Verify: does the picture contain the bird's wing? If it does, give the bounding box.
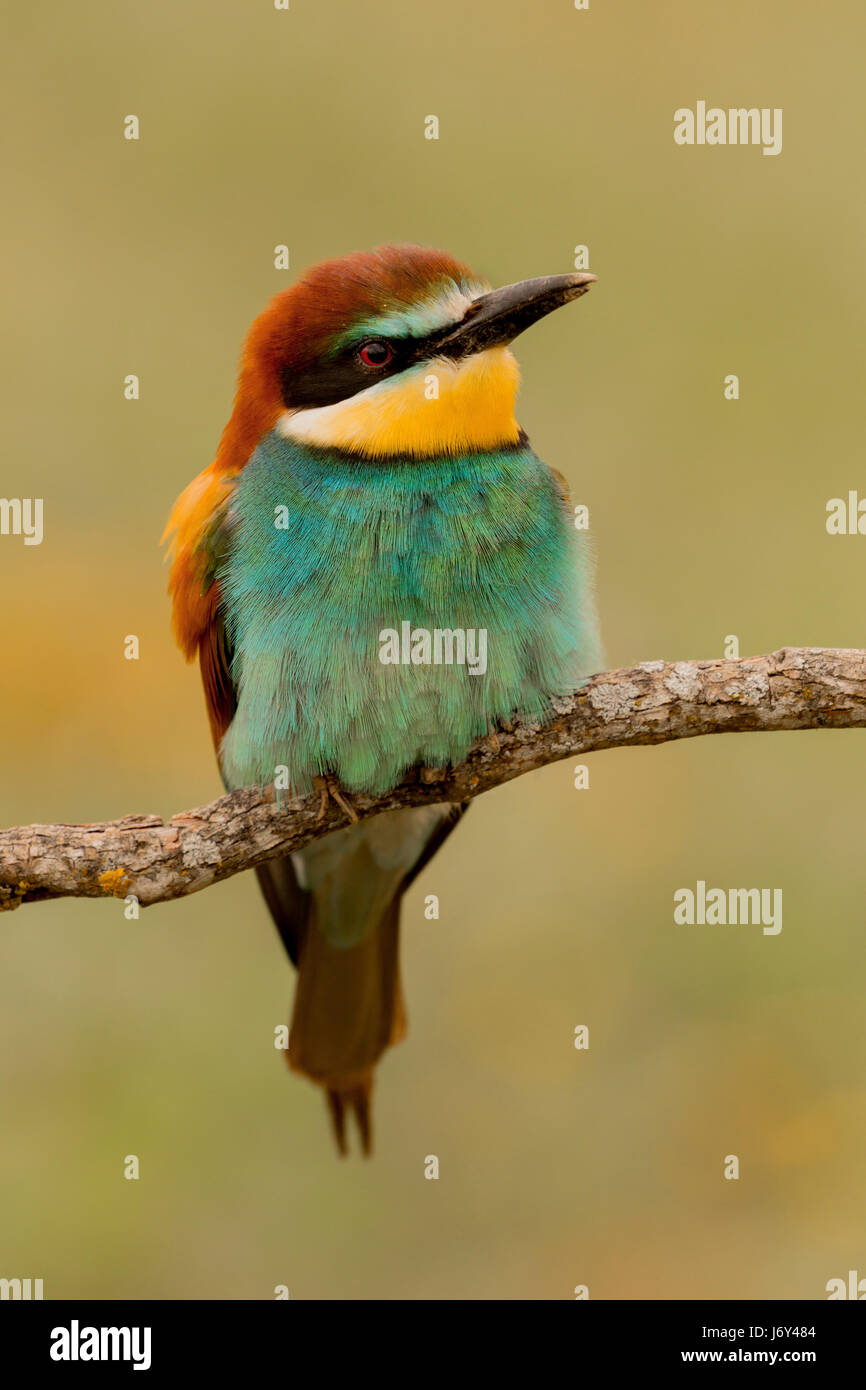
[163,459,312,973]
[547,463,573,513]
[162,462,237,748]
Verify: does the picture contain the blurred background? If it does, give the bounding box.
[1,0,864,1299]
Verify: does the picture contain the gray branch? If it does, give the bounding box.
[2,647,864,912]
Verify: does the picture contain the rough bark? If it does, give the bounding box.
[1,647,863,912]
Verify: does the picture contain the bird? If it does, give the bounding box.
[163,244,602,1155]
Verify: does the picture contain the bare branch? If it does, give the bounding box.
[2,647,864,912]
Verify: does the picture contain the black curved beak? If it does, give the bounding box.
[429,272,597,360]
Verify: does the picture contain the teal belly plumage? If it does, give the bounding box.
[218,431,602,796]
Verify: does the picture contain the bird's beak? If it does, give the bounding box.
[431,272,597,359]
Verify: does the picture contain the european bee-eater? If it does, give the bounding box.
[164,244,602,1154]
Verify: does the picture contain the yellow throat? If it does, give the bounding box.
[277,347,522,458]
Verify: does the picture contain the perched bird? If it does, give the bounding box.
[164,244,602,1154]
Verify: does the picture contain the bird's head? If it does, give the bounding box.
[222,243,596,463]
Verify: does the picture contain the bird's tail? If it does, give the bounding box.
[257,856,406,1156]
[256,806,464,1156]
[288,894,406,1155]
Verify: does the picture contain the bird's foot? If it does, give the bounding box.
[487,714,516,750]
[419,764,447,785]
[312,774,359,824]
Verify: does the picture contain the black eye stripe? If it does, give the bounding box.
[281,331,437,410]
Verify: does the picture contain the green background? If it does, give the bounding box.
[1,0,864,1299]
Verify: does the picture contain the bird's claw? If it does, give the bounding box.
[312,774,359,824]
[419,765,447,784]
[487,714,515,749]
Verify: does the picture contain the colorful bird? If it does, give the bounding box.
[164,245,602,1154]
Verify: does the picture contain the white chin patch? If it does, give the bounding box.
[275,370,420,447]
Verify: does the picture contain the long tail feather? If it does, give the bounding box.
[257,805,467,1156]
[325,1075,374,1157]
[286,897,405,1155]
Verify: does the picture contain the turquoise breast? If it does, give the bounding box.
[218,431,601,794]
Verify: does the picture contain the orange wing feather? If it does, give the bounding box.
[162,464,236,748]
[162,294,290,746]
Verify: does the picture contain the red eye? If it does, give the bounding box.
[358,340,393,368]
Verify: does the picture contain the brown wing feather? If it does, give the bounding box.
[199,606,236,751]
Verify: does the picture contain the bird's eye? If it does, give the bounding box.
[358,340,393,368]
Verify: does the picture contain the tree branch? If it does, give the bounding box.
[2,647,864,912]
